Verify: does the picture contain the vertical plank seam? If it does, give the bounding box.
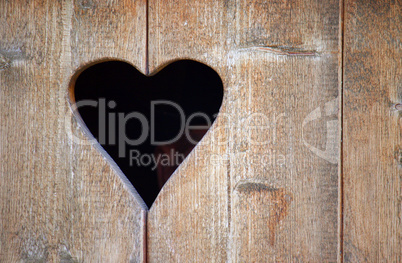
[145,1,150,262]
[339,0,345,262]
[143,210,148,263]
[145,0,149,75]
[227,157,231,261]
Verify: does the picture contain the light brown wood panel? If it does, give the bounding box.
[343,0,401,261]
[148,2,230,261]
[147,0,341,262]
[0,0,147,261]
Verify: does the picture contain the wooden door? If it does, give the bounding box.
[0,0,400,262]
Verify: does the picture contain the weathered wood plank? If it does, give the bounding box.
[0,0,147,261]
[147,0,341,262]
[147,2,230,261]
[343,0,402,261]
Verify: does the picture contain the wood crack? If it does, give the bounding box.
[247,45,320,56]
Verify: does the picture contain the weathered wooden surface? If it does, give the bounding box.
[1,0,400,262]
[147,0,341,262]
[0,0,147,262]
[343,0,402,261]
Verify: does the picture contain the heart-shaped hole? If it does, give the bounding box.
[70,60,224,207]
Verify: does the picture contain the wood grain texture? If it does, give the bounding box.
[343,0,402,261]
[0,0,147,262]
[3,1,399,261]
[147,0,341,262]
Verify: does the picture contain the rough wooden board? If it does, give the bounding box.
[147,2,231,262]
[343,0,402,261]
[0,0,147,262]
[147,0,341,262]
